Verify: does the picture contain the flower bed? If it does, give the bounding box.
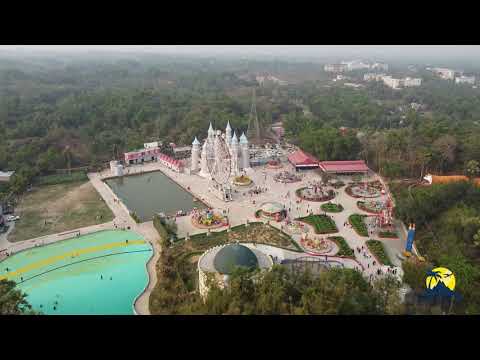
[366,239,393,266]
[328,236,354,257]
[233,175,253,186]
[349,214,368,237]
[321,203,344,213]
[296,187,335,202]
[296,214,338,234]
[345,183,382,198]
[378,230,398,239]
[357,201,382,214]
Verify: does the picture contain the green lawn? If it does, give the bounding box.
[8,181,114,242]
[321,203,344,213]
[366,240,393,266]
[297,214,338,234]
[349,214,368,237]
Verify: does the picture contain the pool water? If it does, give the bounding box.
[0,230,153,315]
[105,171,205,221]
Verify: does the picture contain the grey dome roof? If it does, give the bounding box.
[213,244,259,275]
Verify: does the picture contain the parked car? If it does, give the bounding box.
[6,215,20,222]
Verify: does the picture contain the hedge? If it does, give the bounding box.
[349,214,368,236]
[297,214,338,234]
[328,236,354,257]
[366,239,393,266]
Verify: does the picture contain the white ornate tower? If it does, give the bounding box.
[230,132,240,176]
[225,121,232,147]
[191,137,201,173]
[240,132,250,170]
[199,140,210,178]
[208,122,215,140]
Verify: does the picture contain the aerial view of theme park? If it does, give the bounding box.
[1,45,480,315]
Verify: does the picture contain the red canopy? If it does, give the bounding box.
[288,150,319,167]
[319,160,369,173]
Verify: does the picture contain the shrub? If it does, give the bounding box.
[328,236,354,257]
[349,214,368,236]
[321,203,343,213]
[378,231,398,238]
[366,240,393,266]
[297,214,338,234]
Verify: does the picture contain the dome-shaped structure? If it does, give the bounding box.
[192,136,200,146]
[260,202,284,215]
[213,243,259,275]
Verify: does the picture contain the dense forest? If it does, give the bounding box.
[2,53,480,197]
[1,51,480,314]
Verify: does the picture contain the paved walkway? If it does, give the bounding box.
[121,161,404,283]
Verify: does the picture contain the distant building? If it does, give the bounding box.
[341,60,371,71]
[144,141,162,149]
[0,171,14,183]
[382,76,402,89]
[455,75,475,85]
[324,64,348,73]
[256,74,288,86]
[403,77,422,87]
[371,62,389,71]
[431,68,455,80]
[364,73,386,82]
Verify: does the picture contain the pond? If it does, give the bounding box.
[105,171,205,222]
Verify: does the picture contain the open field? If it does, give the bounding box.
[8,181,114,242]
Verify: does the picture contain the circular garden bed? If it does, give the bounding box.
[345,183,382,198]
[357,200,383,214]
[266,159,283,169]
[296,186,335,202]
[274,171,301,183]
[233,175,253,186]
[300,235,335,254]
[191,209,228,229]
[321,202,344,213]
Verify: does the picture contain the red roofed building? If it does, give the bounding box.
[319,160,369,174]
[288,150,319,171]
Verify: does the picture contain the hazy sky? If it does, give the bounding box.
[1,45,479,62]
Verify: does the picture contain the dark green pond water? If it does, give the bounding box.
[105,171,205,222]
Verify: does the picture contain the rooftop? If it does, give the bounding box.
[319,160,369,173]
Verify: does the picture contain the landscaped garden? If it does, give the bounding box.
[357,200,383,214]
[328,236,354,258]
[233,175,253,186]
[378,230,398,239]
[296,214,338,234]
[321,202,344,213]
[366,240,393,266]
[296,186,335,202]
[149,222,302,314]
[348,214,369,237]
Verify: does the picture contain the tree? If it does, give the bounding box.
[466,160,480,179]
[0,280,37,315]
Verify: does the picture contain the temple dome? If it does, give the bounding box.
[213,244,259,275]
[192,137,200,146]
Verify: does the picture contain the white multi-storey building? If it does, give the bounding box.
[455,75,475,85]
[371,62,389,71]
[324,63,348,73]
[403,77,422,87]
[432,68,455,80]
[382,76,402,89]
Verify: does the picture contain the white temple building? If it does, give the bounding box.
[191,121,251,179]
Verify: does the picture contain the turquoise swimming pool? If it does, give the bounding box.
[0,230,153,315]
